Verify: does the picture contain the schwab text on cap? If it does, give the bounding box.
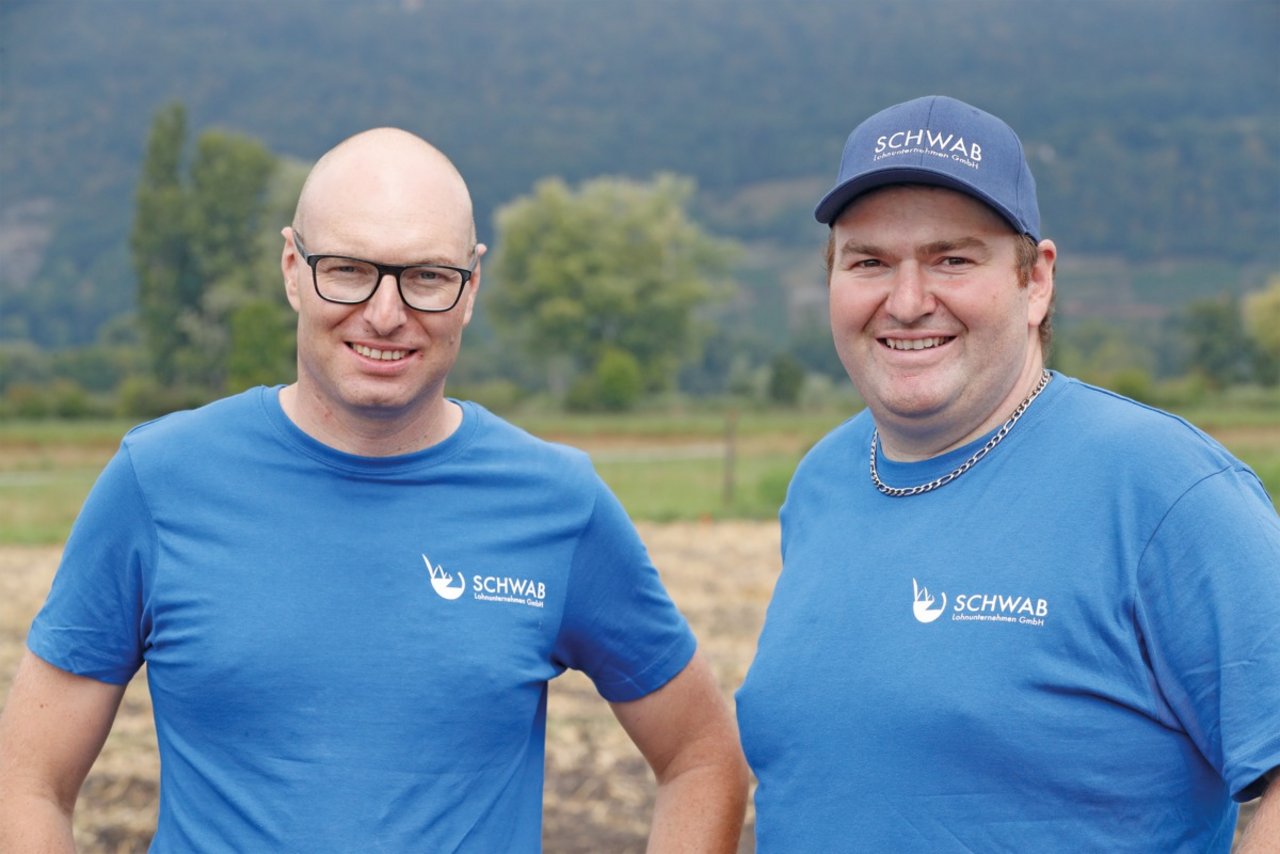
[814,95,1041,241]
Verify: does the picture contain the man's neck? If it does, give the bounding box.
[278,384,462,457]
[875,362,1048,463]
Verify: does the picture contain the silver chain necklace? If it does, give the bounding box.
[869,369,1052,498]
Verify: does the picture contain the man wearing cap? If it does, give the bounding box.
[736,96,1280,851]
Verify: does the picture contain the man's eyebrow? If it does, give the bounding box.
[837,235,992,258]
[918,236,990,256]
[836,239,885,260]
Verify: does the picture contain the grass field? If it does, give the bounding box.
[1,399,1275,545]
[0,408,849,544]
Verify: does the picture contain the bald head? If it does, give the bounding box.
[293,128,477,257]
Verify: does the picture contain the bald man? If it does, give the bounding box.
[0,129,747,852]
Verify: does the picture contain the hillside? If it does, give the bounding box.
[1,0,1277,349]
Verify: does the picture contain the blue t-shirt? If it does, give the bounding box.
[29,388,696,852]
[736,374,1280,853]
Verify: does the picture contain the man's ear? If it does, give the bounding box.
[1027,238,1056,328]
[281,227,302,312]
[461,243,487,326]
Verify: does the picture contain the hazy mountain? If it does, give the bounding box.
[1,0,1277,348]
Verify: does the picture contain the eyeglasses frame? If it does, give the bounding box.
[291,231,476,313]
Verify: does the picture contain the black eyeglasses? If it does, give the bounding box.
[292,232,476,313]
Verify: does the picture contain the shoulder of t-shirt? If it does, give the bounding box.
[1050,375,1243,473]
[797,408,871,467]
[120,386,268,456]
[460,400,597,474]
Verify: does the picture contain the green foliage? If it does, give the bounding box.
[115,375,208,419]
[766,353,806,406]
[3,0,1277,382]
[188,131,279,285]
[594,349,642,411]
[1050,317,1158,390]
[0,338,143,417]
[3,383,49,418]
[1105,368,1155,404]
[490,174,736,403]
[0,379,103,419]
[50,344,140,394]
[131,103,193,385]
[789,322,847,380]
[129,104,284,395]
[1169,383,1280,429]
[226,299,294,393]
[1244,276,1280,356]
[566,348,644,412]
[1179,296,1255,389]
[0,342,52,395]
[447,378,527,413]
[1243,276,1280,386]
[1143,374,1212,411]
[4,3,1279,411]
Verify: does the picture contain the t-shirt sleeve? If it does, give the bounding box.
[1136,464,1280,801]
[551,479,696,703]
[27,445,154,685]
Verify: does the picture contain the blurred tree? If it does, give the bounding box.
[179,132,281,389]
[789,321,847,380]
[131,103,194,385]
[566,347,644,412]
[227,299,295,392]
[592,348,644,411]
[225,157,310,390]
[1243,276,1280,386]
[189,131,279,285]
[0,341,52,395]
[1179,296,1253,389]
[489,174,736,404]
[679,324,774,396]
[1104,367,1155,405]
[1050,318,1156,387]
[766,352,806,405]
[130,104,284,394]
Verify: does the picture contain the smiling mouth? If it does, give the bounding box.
[351,343,412,361]
[882,336,953,351]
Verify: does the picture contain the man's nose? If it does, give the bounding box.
[883,264,935,323]
[363,272,407,331]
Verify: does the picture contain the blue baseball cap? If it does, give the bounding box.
[814,95,1041,241]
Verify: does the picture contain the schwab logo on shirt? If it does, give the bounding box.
[425,556,466,600]
[912,577,1049,627]
[423,554,546,609]
[912,578,947,623]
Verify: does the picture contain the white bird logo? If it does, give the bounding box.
[912,578,946,623]
[425,554,465,600]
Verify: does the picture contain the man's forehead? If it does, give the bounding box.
[302,215,476,264]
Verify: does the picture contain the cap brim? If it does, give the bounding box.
[814,166,1032,239]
